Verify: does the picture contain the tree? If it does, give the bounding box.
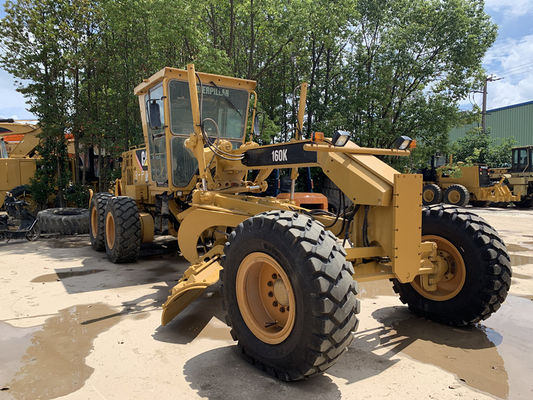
[451,127,515,167]
[1,0,497,196]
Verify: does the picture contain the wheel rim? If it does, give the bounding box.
[236,252,296,344]
[91,207,98,237]
[105,211,115,249]
[448,190,461,204]
[411,235,466,301]
[423,189,435,203]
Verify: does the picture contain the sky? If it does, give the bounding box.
[1,1,533,119]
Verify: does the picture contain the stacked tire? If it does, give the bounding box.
[37,208,90,235]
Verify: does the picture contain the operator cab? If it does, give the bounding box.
[135,67,256,191]
[511,146,533,173]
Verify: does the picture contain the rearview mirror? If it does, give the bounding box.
[148,100,162,130]
[253,114,260,137]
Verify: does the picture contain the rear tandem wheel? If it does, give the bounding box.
[104,196,141,263]
[90,192,113,251]
[221,210,359,381]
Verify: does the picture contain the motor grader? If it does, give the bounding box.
[422,161,518,207]
[89,64,511,381]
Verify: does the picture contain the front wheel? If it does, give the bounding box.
[392,204,511,326]
[221,210,359,381]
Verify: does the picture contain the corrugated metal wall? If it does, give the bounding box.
[449,100,533,146]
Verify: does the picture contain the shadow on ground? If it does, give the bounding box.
[327,305,508,398]
[24,235,188,294]
[183,346,342,400]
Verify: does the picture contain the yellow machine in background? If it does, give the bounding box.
[490,145,533,208]
[0,119,81,208]
[0,120,40,207]
[422,162,518,207]
[89,65,511,381]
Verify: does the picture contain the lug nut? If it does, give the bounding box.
[268,291,273,297]
[273,300,278,306]
[267,281,273,287]
[280,307,285,313]
[272,273,277,279]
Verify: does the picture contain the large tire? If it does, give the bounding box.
[37,208,89,235]
[7,185,31,198]
[90,192,113,251]
[422,183,442,205]
[443,184,470,207]
[221,210,359,381]
[104,196,141,263]
[392,204,511,326]
[3,185,33,211]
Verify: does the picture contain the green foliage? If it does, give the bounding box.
[1,0,497,190]
[64,183,91,208]
[451,128,515,167]
[437,164,464,178]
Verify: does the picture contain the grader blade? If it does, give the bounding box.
[161,256,222,325]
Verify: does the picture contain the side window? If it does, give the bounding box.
[520,149,528,166]
[146,84,167,185]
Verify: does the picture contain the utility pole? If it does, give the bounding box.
[482,75,503,133]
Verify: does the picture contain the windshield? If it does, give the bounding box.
[169,79,249,140]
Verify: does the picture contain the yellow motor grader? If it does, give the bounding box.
[89,64,511,381]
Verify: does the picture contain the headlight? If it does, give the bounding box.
[393,136,416,150]
[332,130,350,147]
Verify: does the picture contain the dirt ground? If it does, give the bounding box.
[1,206,533,400]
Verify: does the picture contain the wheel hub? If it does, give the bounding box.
[423,190,435,202]
[91,207,98,236]
[411,235,466,301]
[105,212,115,249]
[273,279,289,306]
[448,190,461,204]
[236,252,296,344]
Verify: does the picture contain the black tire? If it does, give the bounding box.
[90,192,113,251]
[7,185,31,198]
[221,210,359,381]
[104,196,141,263]
[443,184,470,207]
[513,197,533,208]
[422,183,442,205]
[3,185,32,211]
[37,208,89,235]
[392,204,511,326]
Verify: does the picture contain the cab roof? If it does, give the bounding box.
[134,66,257,96]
